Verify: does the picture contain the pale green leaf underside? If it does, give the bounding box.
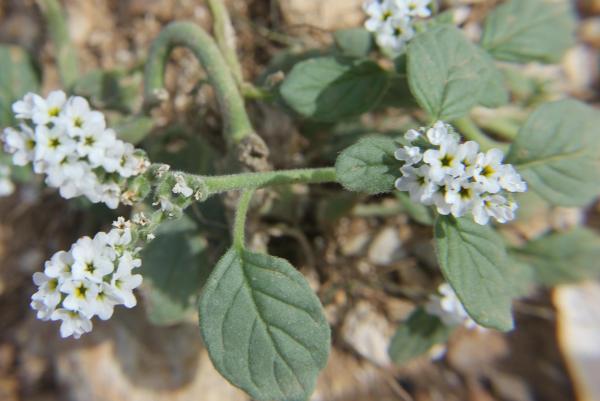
[280,56,389,122]
[508,99,600,207]
[199,248,330,401]
[481,0,576,64]
[335,135,398,194]
[388,308,452,365]
[407,25,506,121]
[513,228,600,286]
[435,216,514,331]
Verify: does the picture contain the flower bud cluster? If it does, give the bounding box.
[1,91,149,209]
[0,164,14,197]
[395,121,527,225]
[363,0,432,55]
[30,217,146,339]
[425,283,479,329]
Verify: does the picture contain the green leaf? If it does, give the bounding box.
[481,0,576,64]
[140,216,211,325]
[333,28,373,58]
[478,55,509,108]
[407,25,502,121]
[0,45,40,127]
[280,56,389,122]
[389,308,452,365]
[434,216,514,331]
[513,228,600,286]
[335,136,398,194]
[199,248,330,401]
[507,99,600,207]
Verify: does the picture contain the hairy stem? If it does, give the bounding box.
[36,0,79,89]
[207,0,244,85]
[233,190,255,250]
[203,167,337,195]
[452,117,509,152]
[144,21,253,144]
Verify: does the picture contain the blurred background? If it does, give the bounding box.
[0,0,599,400]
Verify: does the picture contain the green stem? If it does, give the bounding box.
[204,167,337,195]
[36,0,79,89]
[144,21,253,144]
[233,190,255,250]
[452,117,509,152]
[207,0,244,85]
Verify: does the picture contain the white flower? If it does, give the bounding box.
[472,195,518,225]
[404,128,421,142]
[75,120,115,166]
[445,178,481,217]
[59,96,104,137]
[172,173,194,197]
[71,236,114,282]
[364,0,399,32]
[89,283,120,320]
[404,0,432,18]
[31,217,146,338]
[31,90,67,126]
[12,93,39,120]
[110,258,142,308]
[423,139,464,182]
[34,124,75,165]
[498,165,527,193]
[60,279,99,317]
[426,121,451,146]
[50,309,93,339]
[44,250,74,280]
[472,148,505,193]
[31,272,62,309]
[375,16,415,55]
[395,164,435,203]
[431,179,454,215]
[425,283,478,329]
[2,125,36,166]
[394,145,422,165]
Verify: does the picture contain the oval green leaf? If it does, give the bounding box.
[335,135,398,194]
[280,56,389,122]
[481,0,576,64]
[434,216,514,331]
[513,228,600,286]
[199,248,331,401]
[407,25,505,121]
[507,99,600,207]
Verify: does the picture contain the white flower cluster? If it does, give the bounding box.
[0,164,14,197]
[1,91,148,209]
[395,121,527,225]
[363,0,432,55]
[425,283,479,329]
[30,217,143,339]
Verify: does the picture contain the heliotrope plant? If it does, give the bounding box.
[1,0,599,400]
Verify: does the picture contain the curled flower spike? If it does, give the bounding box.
[394,121,527,225]
[425,283,480,330]
[1,91,150,209]
[363,0,432,56]
[30,217,145,339]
